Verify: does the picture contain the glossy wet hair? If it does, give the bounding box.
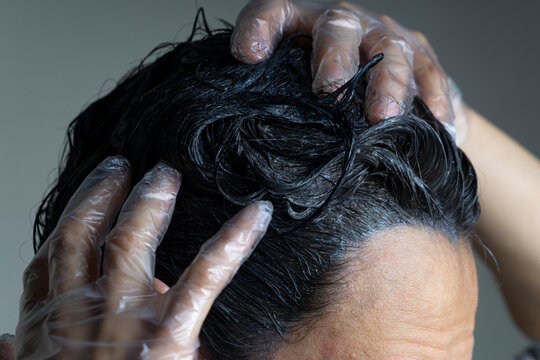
[33,11,480,360]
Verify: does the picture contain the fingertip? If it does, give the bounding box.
[231,0,296,64]
[156,161,182,183]
[231,35,271,64]
[112,161,181,233]
[101,155,131,170]
[83,156,131,189]
[420,93,456,137]
[86,156,133,199]
[257,199,273,214]
[230,14,275,64]
[231,201,273,232]
[142,161,182,197]
[254,200,273,228]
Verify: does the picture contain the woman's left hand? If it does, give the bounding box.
[15,157,272,359]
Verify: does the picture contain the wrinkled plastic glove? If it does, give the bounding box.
[231,0,468,143]
[0,334,15,360]
[15,156,272,359]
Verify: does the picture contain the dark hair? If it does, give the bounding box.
[33,11,480,360]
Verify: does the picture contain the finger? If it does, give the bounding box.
[413,43,454,126]
[47,156,131,297]
[163,201,272,342]
[154,277,170,294]
[410,29,436,58]
[362,33,416,123]
[231,0,297,63]
[102,162,181,293]
[311,9,363,95]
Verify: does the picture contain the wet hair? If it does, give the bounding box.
[33,10,480,360]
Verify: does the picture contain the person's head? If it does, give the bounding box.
[34,13,480,359]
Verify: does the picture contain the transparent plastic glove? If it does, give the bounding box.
[15,156,273,360]
[0,334,15,360]
[231,0,468,143]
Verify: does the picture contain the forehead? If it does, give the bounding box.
[272,227,478,359]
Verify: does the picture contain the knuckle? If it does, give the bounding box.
[54,220,96,246]
[418,61,442,78]
[22,266,40,287]
[374,35,412,53]
[51,229,84,255]
[107,230,135,253]
[184,269,212,290]
[425,62,441,75]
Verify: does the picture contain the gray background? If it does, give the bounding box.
[1,1,538,358]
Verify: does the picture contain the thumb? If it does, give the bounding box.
[154,277,170,294]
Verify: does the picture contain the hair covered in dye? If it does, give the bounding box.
[34,11,480,360]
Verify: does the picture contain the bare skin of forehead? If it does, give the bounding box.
[271,226,478,360]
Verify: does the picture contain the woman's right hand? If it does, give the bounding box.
[15,156,273,359]
[231,0,470,144]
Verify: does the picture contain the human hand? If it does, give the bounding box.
[15,156,272,359]
[231,0,468,143]
[0,334,15,360]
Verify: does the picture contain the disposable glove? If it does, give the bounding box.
[15,156,273,359]
[231,0,468,143]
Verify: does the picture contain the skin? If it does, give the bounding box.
[270,227,478,359]
[462,108,540,338]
